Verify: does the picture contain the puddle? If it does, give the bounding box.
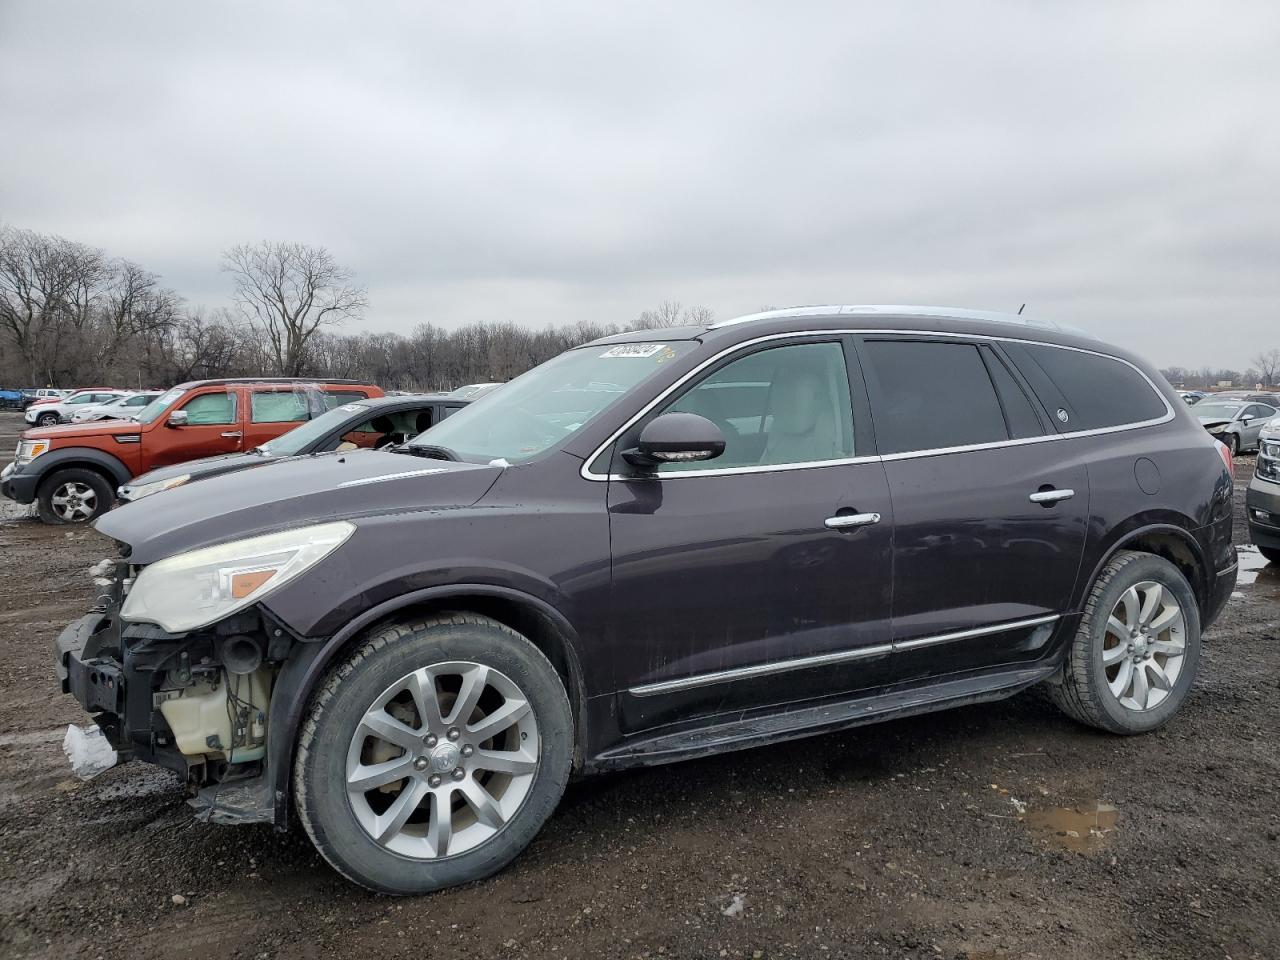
[1231,545,1280,601]
[1025,801,1119,853]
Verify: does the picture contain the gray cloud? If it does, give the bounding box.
[2,1,1278,369]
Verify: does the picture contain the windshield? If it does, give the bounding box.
[134,387,185,424]
[412,341,696,462]
[1194,402,1243,420]
[260,402,370,456]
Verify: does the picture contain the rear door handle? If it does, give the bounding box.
[221,431,243,439]
[1029,488,1074,505]
[825,512,881,529]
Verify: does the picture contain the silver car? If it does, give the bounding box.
[1194,398,1279,455]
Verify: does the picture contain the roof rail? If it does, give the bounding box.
[182,377,372,387]
[710,304,1091,337]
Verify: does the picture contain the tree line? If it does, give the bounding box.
[1159,354,1280,391]
[0,224,712,392]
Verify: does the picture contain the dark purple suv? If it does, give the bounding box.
[55,306,1237,894]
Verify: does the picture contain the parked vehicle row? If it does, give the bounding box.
[24,389,129,427]
[45,305,1241,895]
[1192,398,1278,455]
[3,378,385,523]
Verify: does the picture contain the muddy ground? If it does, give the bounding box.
[1,409,1277,960]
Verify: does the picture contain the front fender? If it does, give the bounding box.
[23,446,133,489]
[264,583,590,829]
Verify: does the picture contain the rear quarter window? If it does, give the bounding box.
[1012,344,1168,431]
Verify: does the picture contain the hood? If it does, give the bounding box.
[1196,417,1232,429]
[122,450,265,492]
[96,449,503,563]
[24,418,142,442]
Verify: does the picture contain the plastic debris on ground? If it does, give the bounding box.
[63,724,117,780]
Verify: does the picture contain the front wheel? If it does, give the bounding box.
[294,614,573,894]
[36,411,59,427]
[1226,433,1240,456]
[1046,550,1201,734]
[36,468,114,524]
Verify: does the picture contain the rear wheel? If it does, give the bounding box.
[36,468,114,524]
[1046,550,1200,734]
[294,614,573,894]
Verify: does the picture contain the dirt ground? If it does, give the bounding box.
[1,409,1277,960]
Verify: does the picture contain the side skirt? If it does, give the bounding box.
[587,661,1060,773]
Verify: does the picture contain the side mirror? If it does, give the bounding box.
[167,410,189,428]
[623,413,725,469]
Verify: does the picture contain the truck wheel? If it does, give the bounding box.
[36,468,114,524]
[1046,550,1200,734]
[294,614,573,895]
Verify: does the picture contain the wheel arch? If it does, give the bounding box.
[30,447,132,491]
[1079,522,1209,617]
[266,584,590,829]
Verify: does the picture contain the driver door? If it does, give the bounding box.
[152,388,243,468]
[605,337,895,734]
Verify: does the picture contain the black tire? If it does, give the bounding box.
[36,411,59,427]
[1226,433,1239,456]
[1259,545,1280,565]
[36,468,114,524]
[294,613,573,895]
[1045,550,1201,735]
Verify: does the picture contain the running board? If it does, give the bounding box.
[590,663,1058,771]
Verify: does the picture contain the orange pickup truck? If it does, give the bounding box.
[2,378,383,523]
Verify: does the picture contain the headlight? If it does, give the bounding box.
[15,439,50,464]
[1205,424,1227,435]
[121,521,355,633]
[120,473,191,501]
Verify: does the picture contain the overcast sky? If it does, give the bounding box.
[2,2,1278,371]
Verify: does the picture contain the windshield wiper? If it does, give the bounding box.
[401,443,460,462]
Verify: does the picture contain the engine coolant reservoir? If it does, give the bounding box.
[159,667,271,762]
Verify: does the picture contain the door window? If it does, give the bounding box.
[1244,404,1275,421]
[862,340,1009,455]
[180,391,238,425]
[656,341,855,472]
[251,391,310,423]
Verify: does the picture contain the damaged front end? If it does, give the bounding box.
[55,557,283,823]
[54,520,355,825]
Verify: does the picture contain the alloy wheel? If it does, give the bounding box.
[345,661,540,859]
[50,482,98,522]
[1101,580,1186,712]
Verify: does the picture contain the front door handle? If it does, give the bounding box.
[1029,488,1074,505]
[221,431,243,439]
[825,512,881,529]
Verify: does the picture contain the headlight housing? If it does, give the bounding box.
[120,473,191,501]
[121,521,355,633]
[15,439,50,464]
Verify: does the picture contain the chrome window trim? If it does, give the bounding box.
[581,329,1174,482]
[627,614,1061,697]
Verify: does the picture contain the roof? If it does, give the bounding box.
[711,304,1092,338]
[172,377,375,390]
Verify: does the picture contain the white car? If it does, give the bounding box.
[23,389,128,427]
[69,391,162,423]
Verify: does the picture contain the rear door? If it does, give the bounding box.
[149,386,244,469]
[244,388,311,449]
[858,336,1090,679]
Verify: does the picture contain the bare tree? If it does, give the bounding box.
[1252,348,1280,387]
[634,300,715,329]
[222,241,368,376]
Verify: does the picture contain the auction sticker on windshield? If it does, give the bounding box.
[599,344,667,359]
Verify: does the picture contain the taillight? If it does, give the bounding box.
[1214,439,1235,480]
